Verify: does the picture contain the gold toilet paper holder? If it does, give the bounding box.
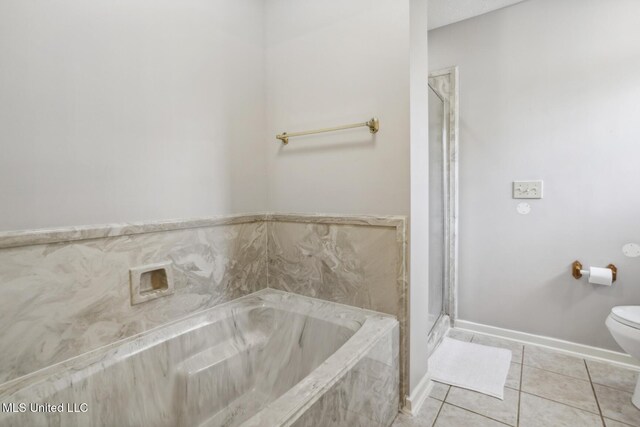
[572,260,617,282]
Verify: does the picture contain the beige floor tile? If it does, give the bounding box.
[445,386,519,426]
[471,334,523,361]
[587,360,639,394]
[446,329,474,342]
[604,419,635,427]
[392,398,443,427]
[429,381,450,401]
[434,403,508,427]
[521,365,599,413]
[523,346,589,380]
[506,362,522,390]
[518,392,603,427]
[594,384,640,427]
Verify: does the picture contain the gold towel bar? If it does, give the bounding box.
[276,117,379,145]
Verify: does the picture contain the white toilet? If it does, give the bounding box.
[606,305,640,409]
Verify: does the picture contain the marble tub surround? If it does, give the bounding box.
[0,290,399,427]
[394,330,640,427]
[290,325,400,427]
[266,215,405,314]
[0,213,407,397]
[0,218,267,384]
[266,213,408,401]
[0,214,265,250]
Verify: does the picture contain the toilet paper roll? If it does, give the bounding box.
[588,267,613,286]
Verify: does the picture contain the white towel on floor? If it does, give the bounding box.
[428,337,512,399]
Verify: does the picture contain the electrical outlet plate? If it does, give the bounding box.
[513,180,543,199]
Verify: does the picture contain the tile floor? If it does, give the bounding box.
[393,330,640,427]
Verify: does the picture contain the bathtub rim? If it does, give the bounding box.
[0,289,397,404]
[241,300,399,426]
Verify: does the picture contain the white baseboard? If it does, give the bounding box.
[402,371,433,416]
[455,319,640,370]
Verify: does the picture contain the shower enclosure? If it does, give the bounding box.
[427,67,459,348]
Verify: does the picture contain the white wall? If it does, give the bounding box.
[409,0,431,399]
[264,0,411,216]
[0,0,268,231]
[429,0,640,350]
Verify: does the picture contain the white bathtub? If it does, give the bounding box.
[0,289,399,427]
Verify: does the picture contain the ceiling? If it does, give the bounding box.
[428,0,528,30]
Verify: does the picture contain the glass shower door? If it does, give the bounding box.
[427,85,446,333]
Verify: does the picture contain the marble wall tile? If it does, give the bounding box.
[0,220,267,384]
[267,220,400,313]
[266,215,408,401]
[1,212,407,411]
[0,215,266,250]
